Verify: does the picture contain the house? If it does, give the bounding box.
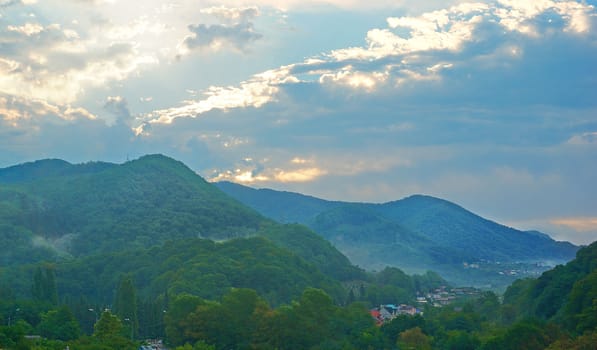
[379,304,398,321]
[397,304,418,316]
[371,304,423,324]
[370,309,383,326]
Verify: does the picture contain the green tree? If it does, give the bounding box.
[113,275,138,339]
[564,269,597,333]
[377,267,415,294]
[0,320,29,349]
[442,330,480,350]
[32,267,43,302]
[174,341,216,350]
[219,288,270,349]
[294,288,336,345]
[164,293,204,346]
[93,311,123,340]
[397,327,432,350]
[88,310,138,349]
[482,319,559,350]
[346,288,356,305]
[176,288,272,350]
[474,291,501,322]
[333,302,382,349]
[546,330,597,350]
[382,314,427,342]
[31,266,58,306]
[37,305,81,341]
[45,266,58,306]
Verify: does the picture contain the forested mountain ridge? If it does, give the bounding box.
[503,240,597,333]
[0,158,113,183]
[0,156,595,350]
[375,195,577,261]
[0,155,264,265]
[215,181,578,287]
[50,236,347,306]
[215,181,340,223]
[0,155,361,284]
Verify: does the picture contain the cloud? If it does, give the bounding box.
[567,132,597,145]
[0,93,135,165]
[496,0,592,34]
[545,217,597,245]
[147,65,296,124]
[182,22,262,52]
[209,160,327,184]
[179,6,262,55]
[319,67,389,91]
[0,94,96,126]
[551,217,597,232]
[103,16,168,41]
[211,0,466,12]
[145,0,596,127]
[103,96,132,124]
[0,0,36,7]
[274,167,327,182]
[0,19,158,105]
[201,6,259,24]
[69,0,115,4]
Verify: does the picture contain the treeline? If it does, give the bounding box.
[2,280,595,349]
[2,235,444,308]
[0,235,451,348]
[1,240,595,349]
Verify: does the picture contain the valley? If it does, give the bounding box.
[0,155,594,350]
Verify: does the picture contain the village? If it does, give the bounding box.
[370,286,481,325]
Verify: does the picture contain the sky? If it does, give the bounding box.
[0,0,596,245]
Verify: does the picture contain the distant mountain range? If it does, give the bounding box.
[0,155,579,291]
[0,154,593,350]
[216,181,578,286]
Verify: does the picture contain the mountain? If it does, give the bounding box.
[308,203,475,272]
[215,182,578,286]
[503,241,597,334]
[374,195,577,262]
[0,155,263,264]
[0,155,363,284]
[50,236,348,306]
[215,181,339,223]
[0,158,113,183]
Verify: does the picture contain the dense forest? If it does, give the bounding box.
[216,182,578,288]
[0,156,595,349]
[0,241,595,349]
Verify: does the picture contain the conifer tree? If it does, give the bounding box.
[32,266,43,301]
[113,275,138,339]
[44,266,58,305]
[31,265,58,305]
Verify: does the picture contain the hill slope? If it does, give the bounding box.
[375,195,577,262]
[52,236,348,306]
[0,155,363,283]
[215,182,578,286]
[215,181,339,223]
[503,241,597,333]
[0,155,265,262]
